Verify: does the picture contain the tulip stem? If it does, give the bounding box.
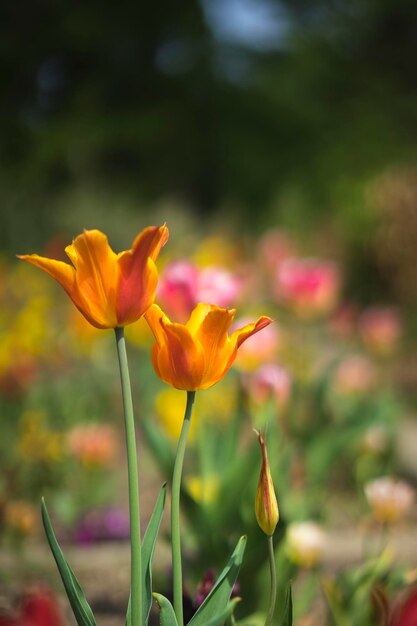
[171,390,196,626]
[265,535,277,626]
[115,327,142,626]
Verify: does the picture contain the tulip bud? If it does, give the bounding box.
[254,429,279,535]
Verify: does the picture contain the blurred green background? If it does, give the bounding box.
[2,0,417,307]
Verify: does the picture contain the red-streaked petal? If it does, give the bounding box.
[231,316,273,348]
[131,224,169,261]
[116,225,169,324]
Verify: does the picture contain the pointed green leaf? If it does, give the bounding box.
[126,597,131,626]
[202,597,241,626]
[153,593,178,626]
[41,498,97,626]
[188,536,247,626]
[125,483,167,626]
[142,483,167,624]
[322,581,350,626]
[280,584,293,626]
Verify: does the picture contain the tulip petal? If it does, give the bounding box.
[131,224,169,262]
[117,225,169,324]
[156,318,206,390]
[17,254,75,295]
[231,316,273,348]
[193,307,237,386]
[145,304,170,347]
[186,303,217,336]
[65,230,119,327]
[147,304,204,389]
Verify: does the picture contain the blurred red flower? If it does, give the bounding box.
[391,587,417,626]
[0,588,66,626]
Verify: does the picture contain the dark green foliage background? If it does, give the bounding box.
[1,0,417,296]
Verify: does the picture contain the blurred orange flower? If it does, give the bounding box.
[67,424,118,468]
[18,226,168,329]
[4,501,37,536]
[145,303,272,390]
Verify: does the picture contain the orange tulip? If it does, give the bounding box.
[145,303,273,390]
[18,226,169,329]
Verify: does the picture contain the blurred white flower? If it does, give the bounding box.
[286,521,325,568]
[365,477,414,523]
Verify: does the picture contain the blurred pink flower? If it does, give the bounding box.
[247,363,291,409]
[334,355,376,395]
[233,318,280,371]
[157,260,243,322]
[157,260,198,322]
[257,229,296,275]
[365,477,414,523]
[198,267,242,308]
[359,307,402,356]
[74,506,130,544]
[276,258,340,318]
[67,424,117,468]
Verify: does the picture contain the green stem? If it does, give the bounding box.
[265,535,277,626]
[115,327,142,626]
[171,390,196,626]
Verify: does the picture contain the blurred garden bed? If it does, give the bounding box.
[1,224,416,625]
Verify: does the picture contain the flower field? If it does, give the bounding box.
[0,219,415,626]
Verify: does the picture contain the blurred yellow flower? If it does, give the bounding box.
[18,410,62,463]
[155,389,199,442]
[193,235,241,268]
[125,315,154,348]
[68,307,103,345]
[185,475,220,505]
[196,380,238,426]
[0,297,50,374]
[155,383,237,443]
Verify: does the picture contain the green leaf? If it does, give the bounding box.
[126,483,167,626]
[188,536,247,626]
[202,597,241,626]
[142,483,167,624]
[153,593,178,626]
[322,581,350,626]
[41,498,97,626]
[280,583,293,626]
